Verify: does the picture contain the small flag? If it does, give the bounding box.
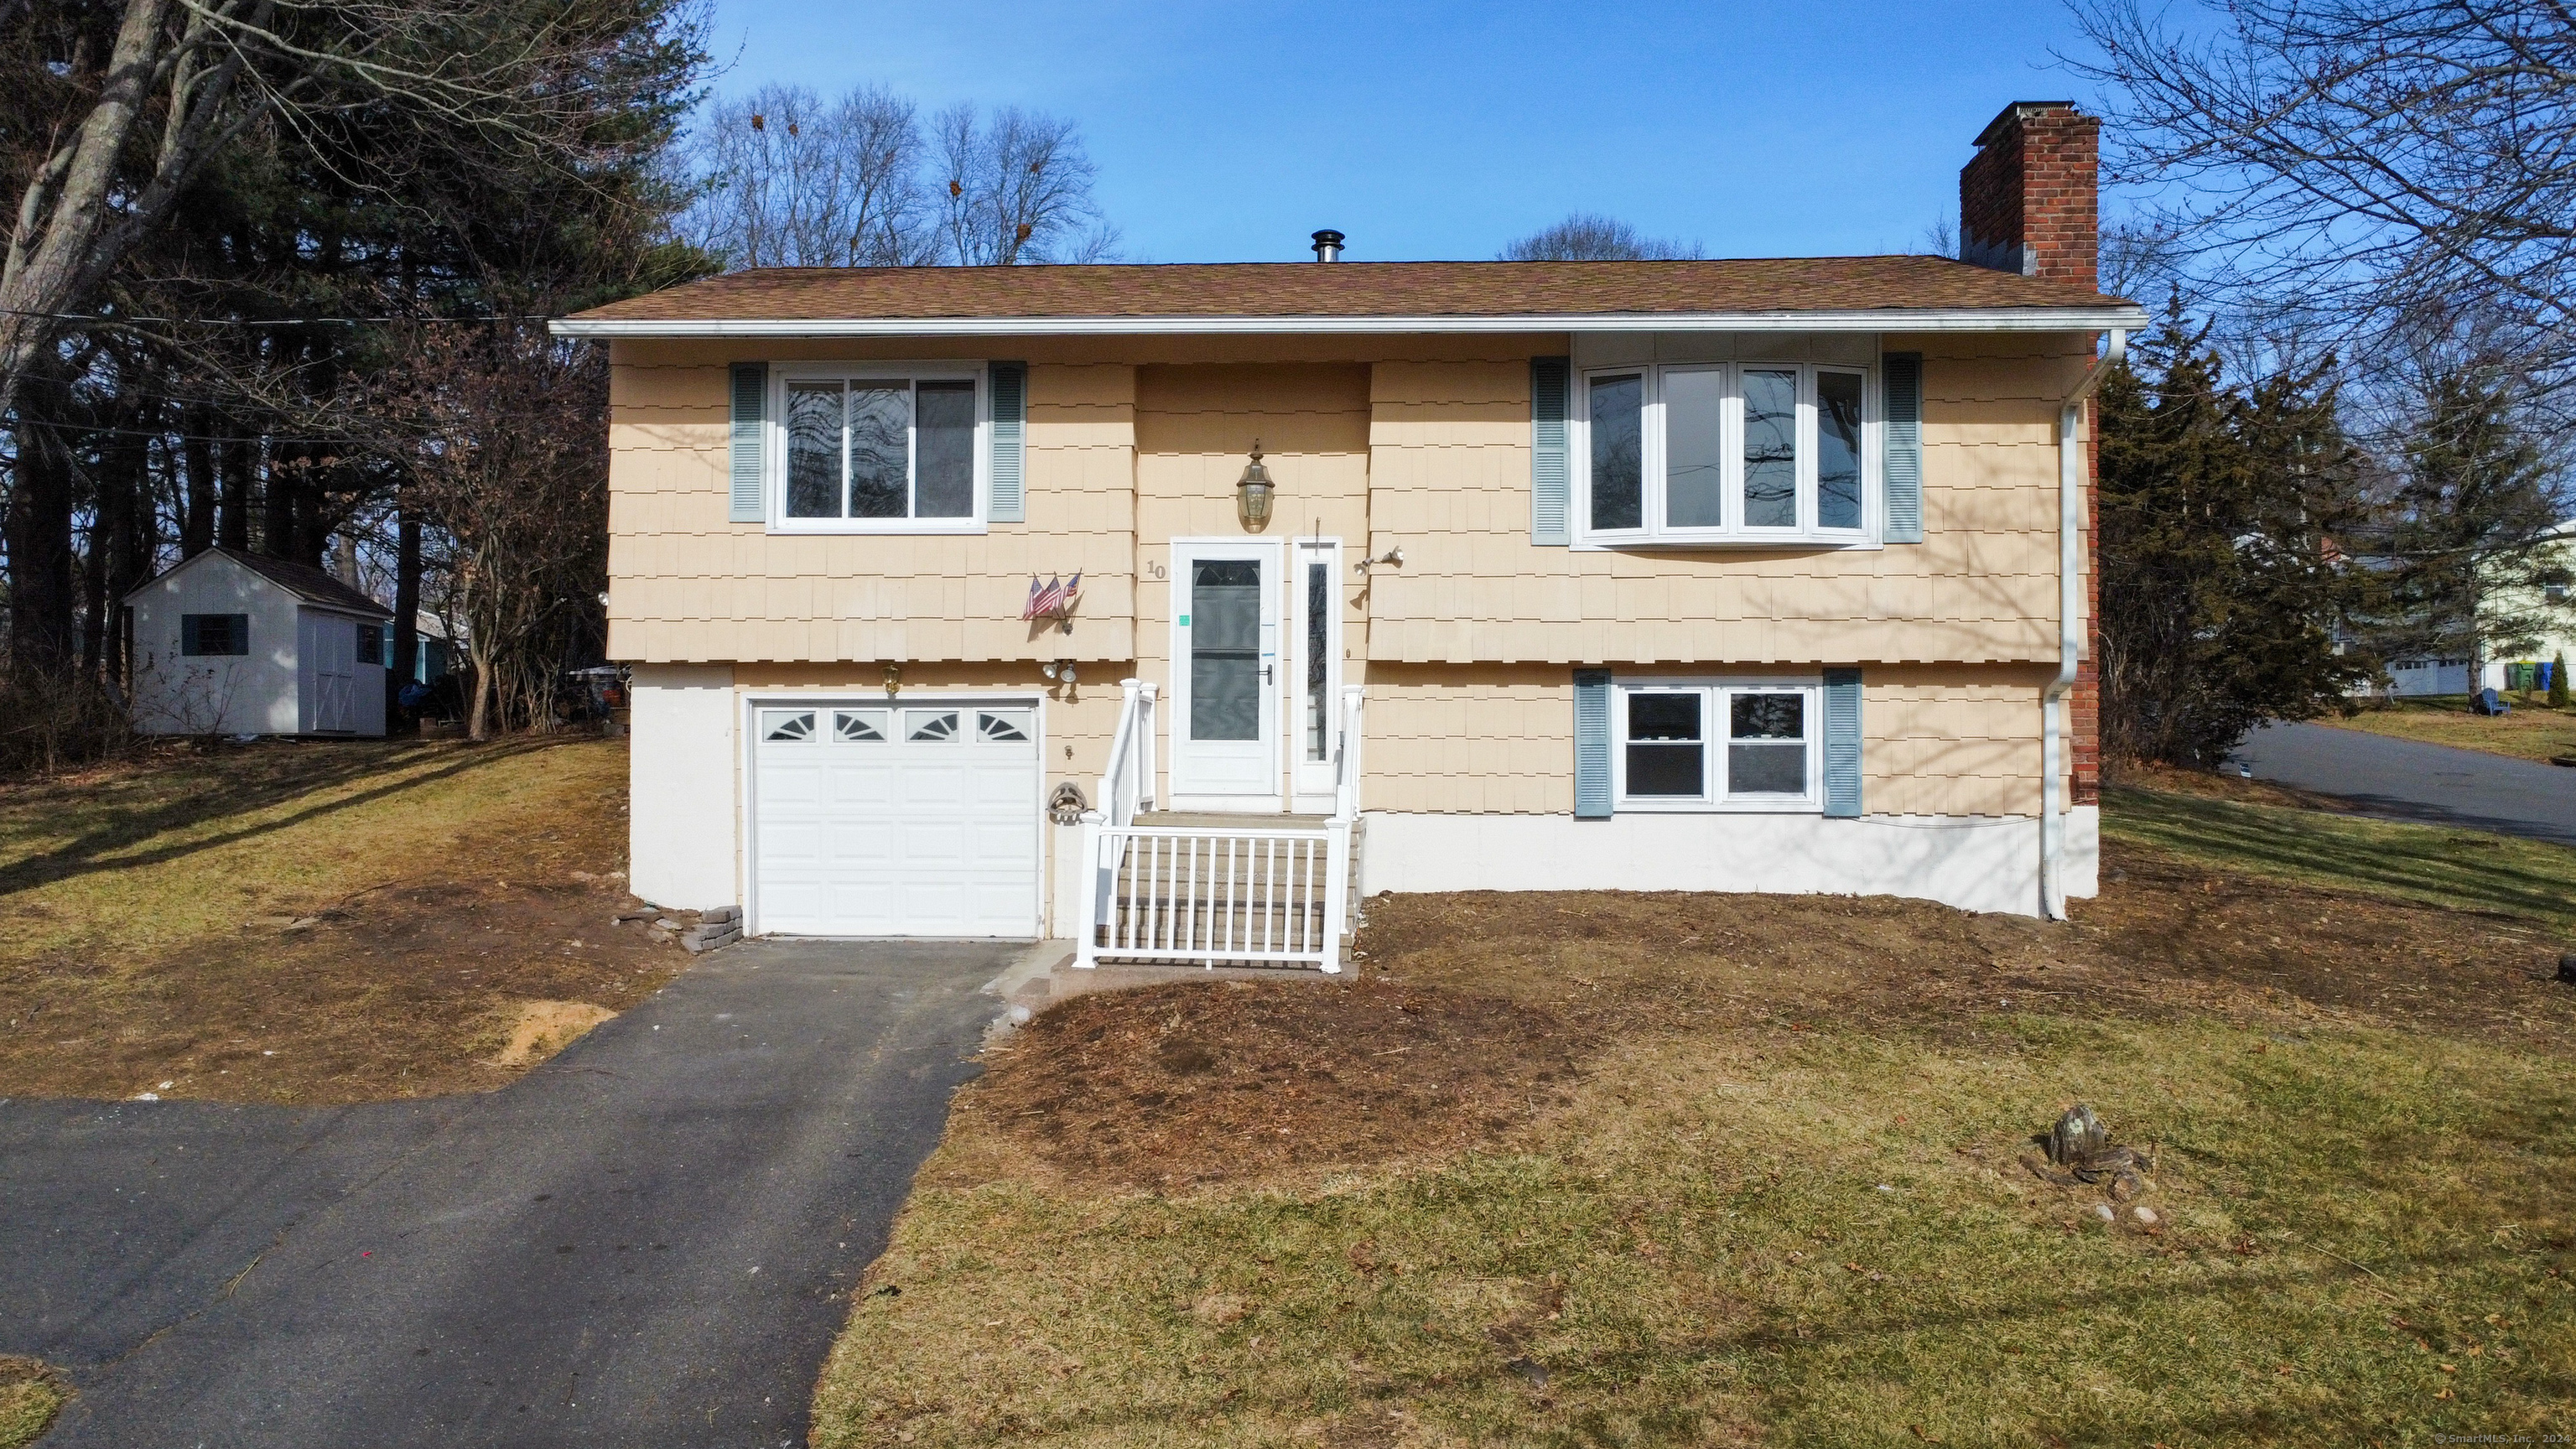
[1021,574,1046,621]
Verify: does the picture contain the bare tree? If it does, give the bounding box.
[0,0,707,426]
[2069,0,2576,377]
[1499,213,1701,262]
[930,103,1118,266]
[381,323,608,740]
[682,83,932,267]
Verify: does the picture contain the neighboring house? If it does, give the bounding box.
[554,100,2142,958]
[2479,518,2573,693]
[413,611,462,684]
[124,546,393,737]
[2371,519,2575,697]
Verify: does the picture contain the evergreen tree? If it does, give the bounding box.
[2371,356,2568,692]
[2096,298,2379,766]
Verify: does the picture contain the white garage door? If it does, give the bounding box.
[751,702,1041,937]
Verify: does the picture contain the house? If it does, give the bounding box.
[553,100,2145,961]
[2371,519,2574,698]
[2480,517,2573,694]
[123,546,393,737]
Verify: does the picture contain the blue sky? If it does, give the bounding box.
[704,0,2101,263]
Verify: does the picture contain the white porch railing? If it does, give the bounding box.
[1093,678,1157,826]
[1074,684,1363,973]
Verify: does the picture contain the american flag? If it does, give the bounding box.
[1022,573,1080,620]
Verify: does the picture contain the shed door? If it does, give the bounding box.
[751,704,1040,937]
[301,614,358,733]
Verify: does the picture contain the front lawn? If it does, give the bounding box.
[813,803,2576,1445]
[0,737,684,1104]
[2319,695,2576,765]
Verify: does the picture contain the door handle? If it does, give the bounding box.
[1263,664,1274,684]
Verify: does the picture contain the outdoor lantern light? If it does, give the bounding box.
[1235,439,1276,530]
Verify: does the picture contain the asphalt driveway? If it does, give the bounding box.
[0,938,1012,1449]
[2228,720,2576,846]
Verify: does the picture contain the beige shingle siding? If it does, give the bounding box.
[605,351,1137,663]
[1130,363,1374,699]
[1364,335,2090,667]
[1363,662,2044,818]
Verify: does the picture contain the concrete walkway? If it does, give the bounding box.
[0,939,1014,1449]
[2228,720,2576,846]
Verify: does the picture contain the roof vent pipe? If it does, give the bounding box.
[1311,229,1344,262]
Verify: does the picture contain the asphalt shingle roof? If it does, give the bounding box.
[562,256,2131,326]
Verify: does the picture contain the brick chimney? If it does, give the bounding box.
[1959,101,2099,288]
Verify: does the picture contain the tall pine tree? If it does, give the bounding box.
[2096,299,2378,766]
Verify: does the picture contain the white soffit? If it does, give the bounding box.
[549,306,2151,340]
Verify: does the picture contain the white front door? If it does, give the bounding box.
[1289,538,1345,808]
[751,701,1041,937]
[1169,538,1281,805]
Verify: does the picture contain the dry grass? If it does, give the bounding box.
[2101,777,2576,932]
[812,813,2576,1446]
[0,736,685,1104]
[0,1358,65,1449]
[2320,695,2576,764]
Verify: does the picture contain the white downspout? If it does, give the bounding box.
[2043,329,2124,920]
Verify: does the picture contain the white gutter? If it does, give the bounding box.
[2041,328,2125,920]
[548,304,2148,340]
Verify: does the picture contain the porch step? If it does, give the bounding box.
[1126,812,1369,931]
[1135,811,1331,828]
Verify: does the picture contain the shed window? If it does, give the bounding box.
[356,624,385,666]
[1576,363,1875,546]
[180,614,249,657]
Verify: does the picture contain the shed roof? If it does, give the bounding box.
[127,546,392,618]
[553,256,2144,337]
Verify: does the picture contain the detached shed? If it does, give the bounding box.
[123,547,393,737]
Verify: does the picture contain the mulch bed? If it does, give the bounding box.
[976,836,2576,1191]
[972,979,1587,1190]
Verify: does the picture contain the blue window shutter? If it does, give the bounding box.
[1531,356,1571,545]
[988,361,1027,522]
[1823,667,1862,818]
[1882,352,1923,543]
[729,362,767,524]
[1573,668,1611,818]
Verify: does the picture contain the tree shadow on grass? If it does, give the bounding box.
[0,736,577,901]
[2102,786,2576,929]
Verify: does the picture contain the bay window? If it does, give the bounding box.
[1580,362,1873,545]
[1612,679,1821,810]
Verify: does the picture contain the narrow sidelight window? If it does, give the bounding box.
[1304,558,1331,762]
[1816,370,1865,531]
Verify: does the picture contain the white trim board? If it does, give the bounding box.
[553,307,2148,340]
[1358,807,2101,919]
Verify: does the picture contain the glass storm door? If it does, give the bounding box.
[1170,539,1281,802]
[1289,538,1344,807]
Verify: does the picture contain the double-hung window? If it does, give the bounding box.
[1612,679,1820,810]
[774,367,985,532]
[1578,363,1873,546]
